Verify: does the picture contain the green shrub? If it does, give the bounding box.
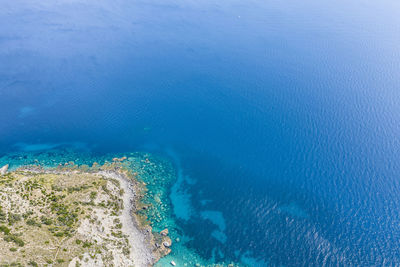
[54,231,64,237]
[0,207,7,222]
[0,225,10,234]
[3,234,25,247]
[82,241,93,248]
[51,185,63,192]
[26,219,41,227]
[22,211,34,219]
[40,216,53,225]
[7,213,21,225]
[90,191,97,200]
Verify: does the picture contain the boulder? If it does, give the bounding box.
[163,241,171,247]
[0,164,9,175]
[163,236,172,248]
[160,228,169,236]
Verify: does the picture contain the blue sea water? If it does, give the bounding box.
[1,0,400,265]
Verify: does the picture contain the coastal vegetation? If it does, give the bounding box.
[0,159,171,266]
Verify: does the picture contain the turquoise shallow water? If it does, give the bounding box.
[0,148,243,266]
[1,0,400,265]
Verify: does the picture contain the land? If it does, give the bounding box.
[0,160,171,267]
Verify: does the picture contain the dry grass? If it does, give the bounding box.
[0,170,134,266]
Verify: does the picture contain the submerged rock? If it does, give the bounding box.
[112,156,127,162]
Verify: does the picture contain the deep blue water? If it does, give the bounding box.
[1,0,400,265]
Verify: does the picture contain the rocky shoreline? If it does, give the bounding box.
[0,158,172,266]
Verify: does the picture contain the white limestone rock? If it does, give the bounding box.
[0,164,9,175]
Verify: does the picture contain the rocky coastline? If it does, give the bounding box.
[0,158,172,266]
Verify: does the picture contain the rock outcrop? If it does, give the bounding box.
[0,164,8,175]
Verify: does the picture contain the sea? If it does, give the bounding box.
[1,0,400,265]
